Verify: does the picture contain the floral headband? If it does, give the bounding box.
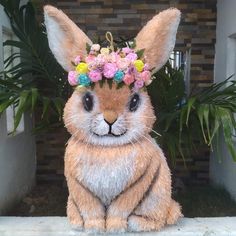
[68,32,153,91]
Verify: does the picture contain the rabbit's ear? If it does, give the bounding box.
[135,8,181,72]
[44,5,92,71]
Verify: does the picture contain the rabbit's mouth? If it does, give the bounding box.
[92,130,127,137]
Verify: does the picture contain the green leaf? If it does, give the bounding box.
[179,106,187,132]
[202,104,210,142]
[53,97,64,119]
[42,97,50,119]
[136,48,145,58]
[14,90,30,130]
[116,82,124,90]
[99,80,104,88]
[197,105,208,144]
[90,83,95,90]
[186,97,196,125]
[218,107,236,161]
[3,40,28,51]
[31,88,38,111]
[107,80,113,89]
[130,39,136,49]
[208,113,220,145]
[86,43,91,54]
[0,97,15,113]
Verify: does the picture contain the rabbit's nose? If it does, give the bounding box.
[103,110,118,125]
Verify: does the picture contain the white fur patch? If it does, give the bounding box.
[77,151,136,206]
[91,113,110,136]
[128,217,142,232]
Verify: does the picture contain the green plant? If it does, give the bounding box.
[148,63,236,162]
[0,0,69,132]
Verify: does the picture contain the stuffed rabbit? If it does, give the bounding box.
[44,5,182,233]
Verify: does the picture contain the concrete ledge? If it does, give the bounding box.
[0,217,236,236]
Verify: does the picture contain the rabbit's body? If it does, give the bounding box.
[44,5,182,232]
[62,82,182,232]
[65,134,180,232]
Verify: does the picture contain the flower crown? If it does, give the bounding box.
[68,32,153,90]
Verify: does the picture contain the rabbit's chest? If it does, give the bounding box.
[77,151,136,206]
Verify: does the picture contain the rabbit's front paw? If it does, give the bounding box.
[106,217,127,233]
[84,218,105,233]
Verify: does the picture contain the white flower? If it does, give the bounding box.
[91,44,101,52]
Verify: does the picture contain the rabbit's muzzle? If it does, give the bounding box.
[91,112,127,137]
[103,110,118,125]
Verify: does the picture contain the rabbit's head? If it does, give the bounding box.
[44,6,180,146]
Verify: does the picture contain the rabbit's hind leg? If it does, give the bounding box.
[67,195,83,230]
[128,199,182,232]
[128,162,182,232]
[128,215,164,232]
[166,199,182,225]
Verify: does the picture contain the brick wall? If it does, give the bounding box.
[36,0,216,186]
[36,127,69,185]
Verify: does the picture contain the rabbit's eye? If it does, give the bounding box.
[129,93,140,112]
[82,92,94,112]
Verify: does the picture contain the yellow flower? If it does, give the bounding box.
[76,62,88,74]
[100,47,110,55]
[134,60,144,72]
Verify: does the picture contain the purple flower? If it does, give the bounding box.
[88,70,102,82]
[103,63,118,79]
[144,63,150,71]
[134,80,144,90]
[128,65,135,74]
[126,52,138,62]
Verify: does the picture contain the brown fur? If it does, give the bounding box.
[44,6,182,233]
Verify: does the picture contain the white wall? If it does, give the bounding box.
[0,113,36,214]
[210,0,236,201]
[0,3,36,214]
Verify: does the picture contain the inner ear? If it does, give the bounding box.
[44,5,92,71]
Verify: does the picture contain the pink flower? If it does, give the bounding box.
[141,70,151,82]
[123,73,135,85]
[103,63,117,79]
[74,56,81,65]
[117,58,130,70]
[95,55,106,66]
[126,52,138,62]
[109,52,120,63]
[88,70,102,82]
[122,47,133,54]
[68,71,78,86]
[85,54,96,63]
[97,53,110,63]
[134,80,144,90]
